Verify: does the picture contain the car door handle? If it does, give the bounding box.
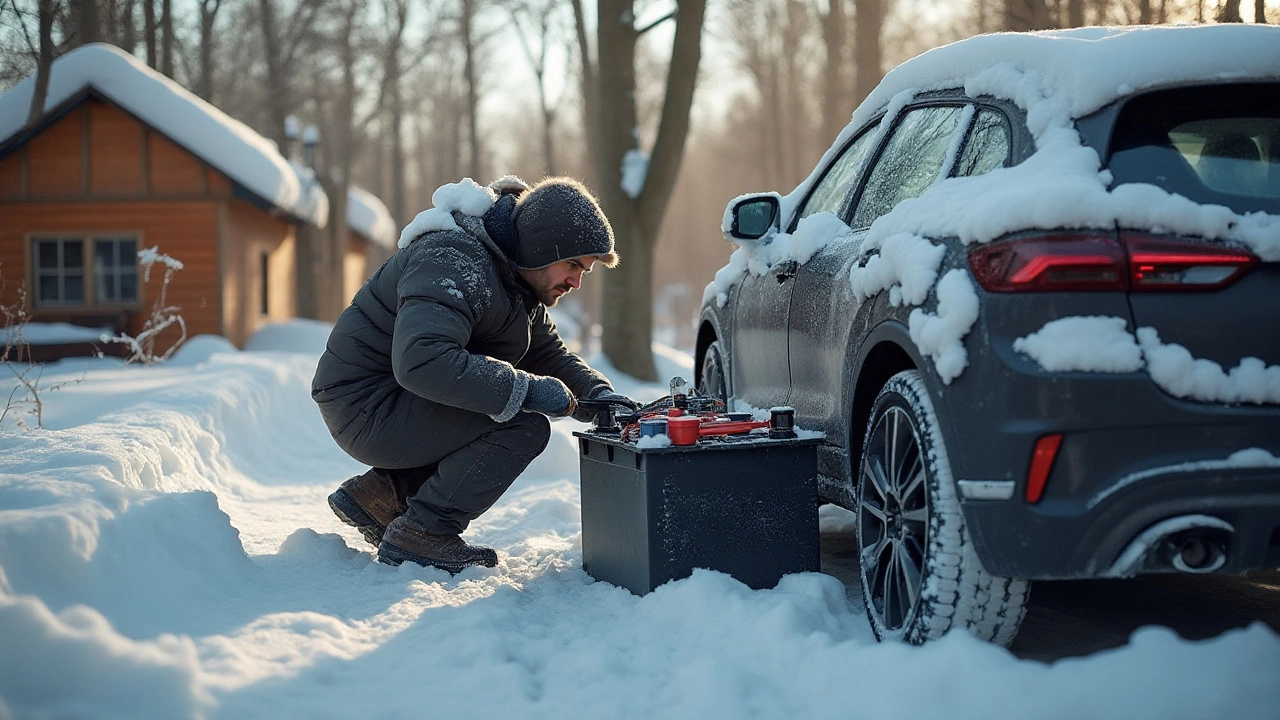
[775,260,799,283]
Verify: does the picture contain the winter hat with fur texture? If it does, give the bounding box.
[513,178,618,270]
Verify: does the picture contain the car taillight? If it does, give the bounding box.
[1123,233,1258,290]
[969,232,1259,293]
[969,234,1127,292]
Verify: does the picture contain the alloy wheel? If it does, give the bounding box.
[858,405,930,633]
[699,341,726,404]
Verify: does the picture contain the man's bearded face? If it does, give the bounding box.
[518,258,594,307]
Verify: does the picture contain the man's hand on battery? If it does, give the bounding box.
[571,390,638,423]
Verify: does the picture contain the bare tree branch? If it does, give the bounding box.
[282,0,329,73]
[635,7,674,34]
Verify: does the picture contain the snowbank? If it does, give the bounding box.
[0,342,1277,719]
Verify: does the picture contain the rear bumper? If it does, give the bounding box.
[933,288,1280,579]
[961,455,1280,579]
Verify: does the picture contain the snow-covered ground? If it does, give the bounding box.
[1,321,1277,720]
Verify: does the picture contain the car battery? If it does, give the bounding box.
[574,428,821,596]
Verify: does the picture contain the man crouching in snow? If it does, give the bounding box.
[312,175,635,572]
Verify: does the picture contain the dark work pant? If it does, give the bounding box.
[387,410,550,534]
[324,389,552,535]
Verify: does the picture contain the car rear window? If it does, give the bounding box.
[1105,83,1280,215]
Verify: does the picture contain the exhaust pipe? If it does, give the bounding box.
[1166,533,1227,574]
[1105,515,1234,578]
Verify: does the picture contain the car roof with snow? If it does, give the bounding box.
[764,24,1280,267]
[853,24,1280,129]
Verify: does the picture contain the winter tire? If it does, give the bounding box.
[855,370,1029,646]
[698,340,728,405]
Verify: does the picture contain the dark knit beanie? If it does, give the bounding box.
[513,178,618,270]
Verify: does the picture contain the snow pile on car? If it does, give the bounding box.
[1013,315,1280,405]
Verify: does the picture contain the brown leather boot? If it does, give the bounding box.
[377,515,498,572]
[327,469,406,547]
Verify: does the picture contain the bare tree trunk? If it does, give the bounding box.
[461,0,484,179]
[120,0,139,51]
[730,0,783,187]
[571,0,600,187]
[257,0,291,149]
[197,0,222,100]
[444,98,463,181]
[70,0,100,45]
[27,0,56,129]
[388,0,408,225]
[1256,0,1266,22]
[1091,0,1106,24]
[102,0,119,43]
[821,0,847,143]
[597,0,705,381]
[1218,0,1244,21]
[542,106,556,174]
[160,0,173,75]
[1005,0,1054,29]
[325,0,359,320]
[765,34,784,184]
[389,78,404,224]
[781,1,804,184]
[1066,0,1085,25]
[144,0,157,66]
[854,0,882,105]
[1138,0,1152,22]
[258,0,319,317]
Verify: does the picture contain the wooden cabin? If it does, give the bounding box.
[344,186,397,303]
[0,44,336,358]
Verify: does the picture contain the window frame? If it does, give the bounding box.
[28,232,144,311]
[848,102,970,230]
[950,104,1013,180]
[789,124,882,233]
[849,98,1008,229]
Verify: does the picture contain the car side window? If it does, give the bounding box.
[796,128,878,224]
[851,105,965,229]
[954,108,1010,177]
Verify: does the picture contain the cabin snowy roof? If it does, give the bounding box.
[347,185,397,248]
[853,23,1280,128]
[0,43,329,227]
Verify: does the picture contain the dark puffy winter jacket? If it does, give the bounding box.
[311,210,611,456]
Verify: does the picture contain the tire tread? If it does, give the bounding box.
[858,370,1030,647]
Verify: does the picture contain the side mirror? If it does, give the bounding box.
[723,194,781,243]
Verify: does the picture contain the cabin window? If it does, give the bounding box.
[94,238,139,305]
[32,235,139,309]
[260,251,270,315]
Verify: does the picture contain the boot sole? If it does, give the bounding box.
[327,488,386,548]
[376,541,497,574]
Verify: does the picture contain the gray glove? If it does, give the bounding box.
[523,375,576,418]
[571,390,638,423]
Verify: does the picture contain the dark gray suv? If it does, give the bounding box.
[694,25,1280,646]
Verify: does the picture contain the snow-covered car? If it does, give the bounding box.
[694,24,1280,646]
